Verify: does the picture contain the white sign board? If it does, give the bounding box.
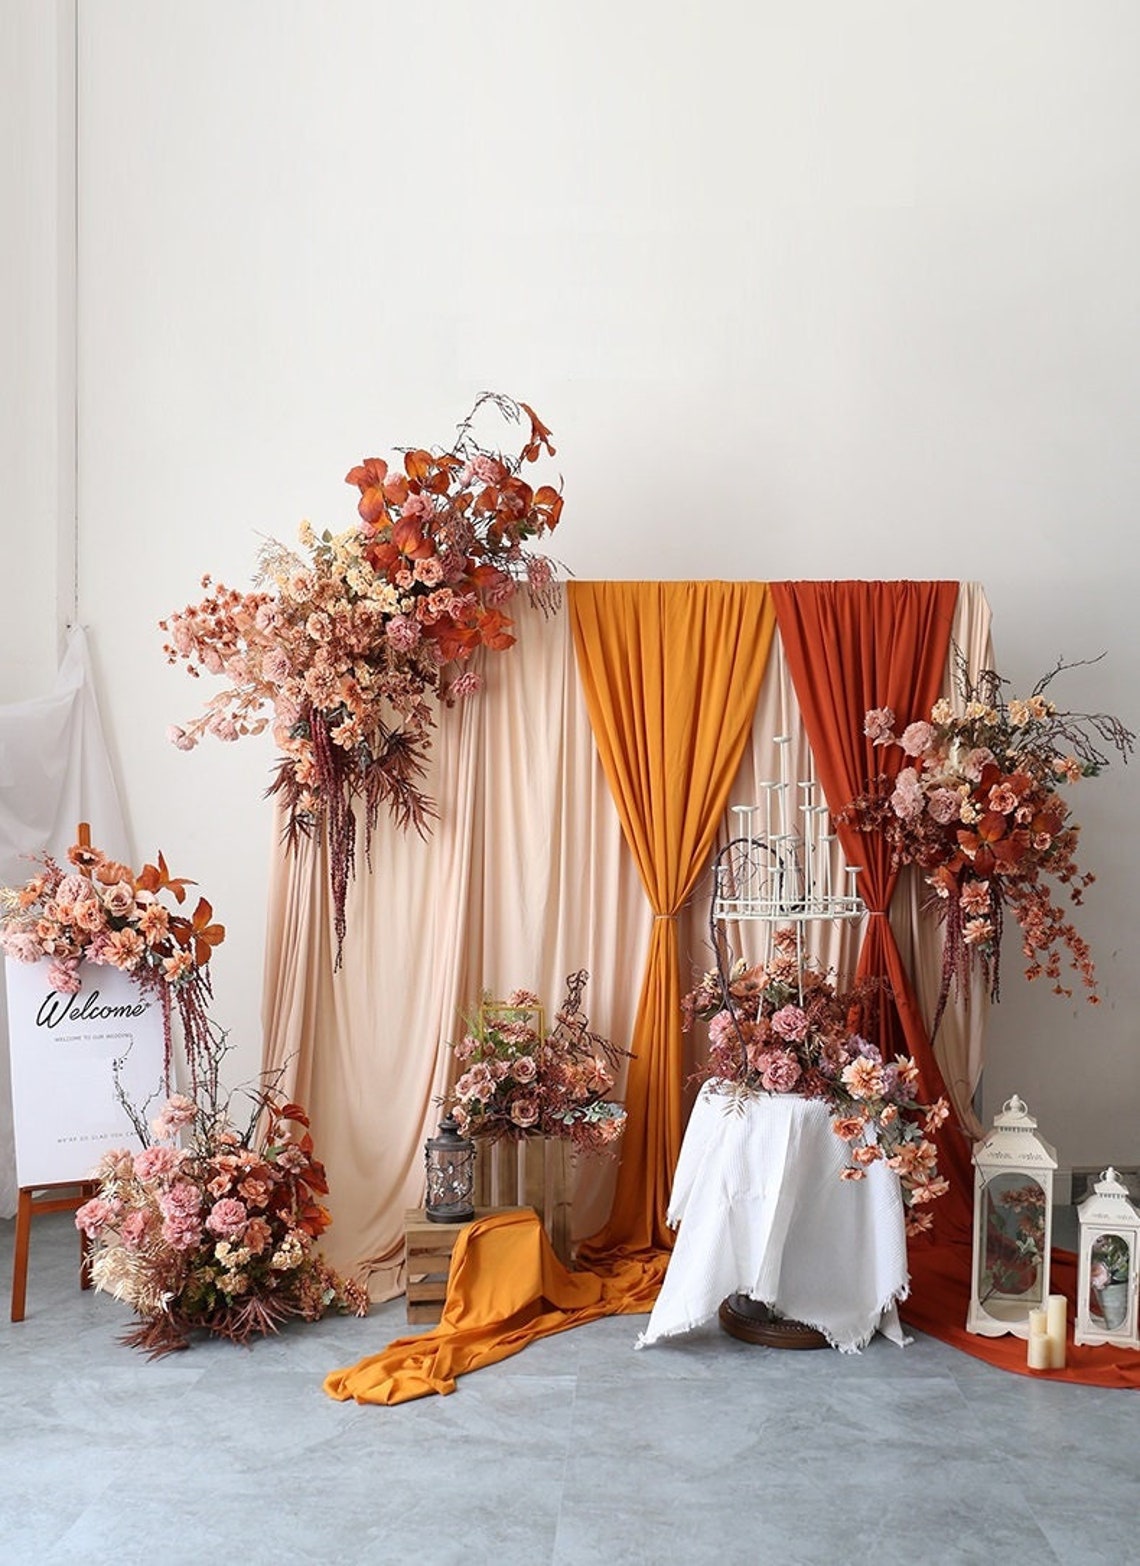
[5,958,167,1187]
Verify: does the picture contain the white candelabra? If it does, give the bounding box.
[712,737,866,926]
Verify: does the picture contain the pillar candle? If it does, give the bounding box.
[1026,1308,1049,1371]
[1046,1293,1068,1370]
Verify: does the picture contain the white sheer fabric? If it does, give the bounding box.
[260,584,992,1290]
[0,628,129,1217]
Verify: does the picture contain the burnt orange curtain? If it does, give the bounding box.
[769,580,972,1229]
[568,581,776,1272]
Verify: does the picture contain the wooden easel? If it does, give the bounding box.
[10,1182,96,1322]
[9,822,97,1321]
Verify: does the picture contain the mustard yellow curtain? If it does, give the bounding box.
[568,581,776,1265]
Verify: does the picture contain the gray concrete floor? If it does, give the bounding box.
[1,1209,1136,1566]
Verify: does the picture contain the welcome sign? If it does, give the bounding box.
[5,958,167,1186]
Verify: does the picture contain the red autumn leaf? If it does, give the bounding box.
[345,457,389,525]
[432,618,482,662]
[976,811,1009,843]
[278,1102,310,1128]
[404,449,434,482]
[136,850,196,905]
[391,516,430,558]
[188,896,225,966]
[363,540,400,576]
[519,401,556,461]
[477,607,517,651]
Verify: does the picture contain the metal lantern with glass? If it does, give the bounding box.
[967,1094,1057,1338]
[423,1114,476,1223]
[1075,1168,1140,1351]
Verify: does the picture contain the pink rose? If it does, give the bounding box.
[160,1180,202,1219]
[101,881,136,919]
[511,1054,538,1084]
[509,1097,540,1129]
[385,615,421,654]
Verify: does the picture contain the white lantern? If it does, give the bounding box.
[1074,1168,1140,1351]
[967,1094,1057,1338]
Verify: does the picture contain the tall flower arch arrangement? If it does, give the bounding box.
[161,393,563,956]
[843,657,1134,1036]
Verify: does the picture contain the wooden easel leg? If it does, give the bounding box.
[11,1187,33,1323]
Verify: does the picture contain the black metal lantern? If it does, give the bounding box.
[424,1114,476,1223]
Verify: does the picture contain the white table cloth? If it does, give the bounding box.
[638,1083,910,1353]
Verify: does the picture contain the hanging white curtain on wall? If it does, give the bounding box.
[0,627,129,1217]
[261,584,992,1298]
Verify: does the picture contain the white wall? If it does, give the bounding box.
[8,2,1139,1178]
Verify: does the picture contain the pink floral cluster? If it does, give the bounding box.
[683,929,949,1234]
[160,393,563,959]
[844,665,1134,1035]
[450,972,628,1154]
[0,838,220,998]
[74,1091,366,1353]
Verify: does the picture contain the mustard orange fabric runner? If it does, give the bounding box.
[324,1209,659,1405]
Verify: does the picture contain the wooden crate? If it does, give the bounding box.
[473,1136,572,1268]
[404,1205,522,1325]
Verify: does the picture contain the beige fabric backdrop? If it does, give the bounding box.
[261,584,991,1297]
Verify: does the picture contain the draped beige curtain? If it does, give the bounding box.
[261,583,991,1294]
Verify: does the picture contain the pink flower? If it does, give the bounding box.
[446,670,482,700]
[133,1145,185,1181]
[963,918,994,946]
[509,1097,540,1129]
[385,615,421,654]
[118,1209,152,1250]
[959,881,991,915]
[205,1197,249,1239]
[900,721,934,757]
[960,747,995,782]
[160,1180,202,1218]
[927,789,961,825]
[167,726,197,756]
[46,959,82,995]
[101,881,136,919]
[890,768,925,822]
[761,1050,802,1093]
[74,1197,120,1237]
[161,1215,204,1251]
[2,929,44,962]
[863,707,896,744]
[101,928,146,970]
[511,1054,538,1084]
[151,1093,197,1141]
[261,647,291,685]
[988,782,1021,815]
[413,556,444,587]
[206,712,239,742]
[163,949,194,982]
[1090,1261,1110,1291]
[770,1005,809,1043]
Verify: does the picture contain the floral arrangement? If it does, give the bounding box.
[160,393,563,956]
[843,657,1135,1036]
[450,970,629,1153]
[682,929,950,1235]
[982,1182,1046,1298]
[0,829,221,1082]
[75,1059,368,1355]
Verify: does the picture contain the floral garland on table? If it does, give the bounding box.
[842,657,1135,1037]
[0,832,221,1085]
[450,970,630,1154]
[682,929,950,1236]
[160,393,563,958]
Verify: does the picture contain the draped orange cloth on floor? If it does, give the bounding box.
[769,579,972,1232]
[567,581,776,1281]
[324,1209,659,1405]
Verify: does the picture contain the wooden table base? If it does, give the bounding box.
[718,1293,830,1350]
